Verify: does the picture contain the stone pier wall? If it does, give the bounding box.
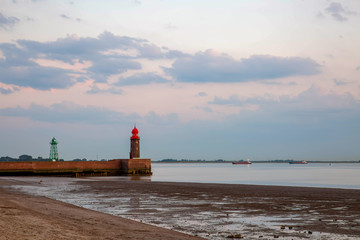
[116,158,151,175]
[0,159,151,176]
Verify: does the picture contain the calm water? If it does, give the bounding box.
[150,162,360,189]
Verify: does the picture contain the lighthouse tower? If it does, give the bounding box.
[130,126,140,159]
[49,137,59,162]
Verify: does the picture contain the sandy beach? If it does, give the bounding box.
[1,178,360,239]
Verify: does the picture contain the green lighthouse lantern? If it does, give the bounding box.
[49,137,59,162]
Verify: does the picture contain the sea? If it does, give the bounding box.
[2,162,360,240]
[150,162,360,189]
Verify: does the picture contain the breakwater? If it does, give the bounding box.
[0,159,151,176]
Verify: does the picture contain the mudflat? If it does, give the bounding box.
[1,178,360,239]
[76,180,360,239]
[0,179,205,240]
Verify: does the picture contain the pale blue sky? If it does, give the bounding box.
[0,0,359,161]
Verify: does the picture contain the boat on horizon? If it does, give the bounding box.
[289,160,308,164]
[232,160,252,165]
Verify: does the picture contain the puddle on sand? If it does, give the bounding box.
[2,177,359,240]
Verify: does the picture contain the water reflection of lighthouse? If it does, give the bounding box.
[130,125,140,159]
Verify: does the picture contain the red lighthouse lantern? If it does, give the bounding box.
[130,125,140,158]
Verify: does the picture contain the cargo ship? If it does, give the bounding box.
[232,160,252,165]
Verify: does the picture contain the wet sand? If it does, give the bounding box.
[1,178,360,239]
[0,179,205,240]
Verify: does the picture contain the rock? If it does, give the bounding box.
[280,225,285,229]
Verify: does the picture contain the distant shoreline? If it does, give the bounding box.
[2,155,359,164]
[152,160,360,163]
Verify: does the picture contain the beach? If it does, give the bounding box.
[1,178,360,239]
[0,179,204,240]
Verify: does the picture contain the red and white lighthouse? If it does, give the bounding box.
[130,125,140,159]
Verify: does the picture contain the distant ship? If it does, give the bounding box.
[289,161,308,164]
[232,160,252,165]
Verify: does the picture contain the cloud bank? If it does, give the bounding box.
[165,50,321,83]
[0,102,139,124]
[0,32,321,91]
[210,86,360,123]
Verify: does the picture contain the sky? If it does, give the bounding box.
[0,0,359,161]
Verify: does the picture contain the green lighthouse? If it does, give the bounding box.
[49,137,59,162]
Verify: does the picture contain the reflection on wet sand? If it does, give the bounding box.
[3,176,360,240]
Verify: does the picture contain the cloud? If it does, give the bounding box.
[163,49,190,59]
[0,12,20,29]
[15,31,185,63]
[333,78,352,86]
[210,95,248,106]
[0,102,140,124]
[0,86,19,95]
[87,58,141,82]
[86,85,123,95]
[0,102,180,126]
[0,32,321,90]
[0,31,184,90]
[211,86,360,121]
[60,14,71,19]
[165,50,321,83]
[59,14,82,22]
[0,43,76,90]
[325,2,357,22]
[210,95,276,107]
[144,111,179,125]
[0,64,76,90]
[197,92,207,97]
[115,72,169,86]
[138,44,164,59]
